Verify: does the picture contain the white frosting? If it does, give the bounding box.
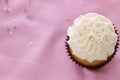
[67,13,117,63]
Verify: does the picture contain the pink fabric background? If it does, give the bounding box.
[0,0,120,80]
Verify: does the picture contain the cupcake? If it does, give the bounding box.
[66,13,119,70]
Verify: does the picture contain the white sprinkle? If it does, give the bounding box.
[13,19,17,22]
[4,8,12,13]
[8,8,11,11]
[9,31,13,35]
[29,41,33,46]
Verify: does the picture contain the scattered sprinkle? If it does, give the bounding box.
[25,13,33,20]
[29,41,33,46]
[4,7,11,13]
[6,28,13,35]
[5,0,8,5]
[6,28,10,32]
[9,31,13,34]
[24,8,27,12]
[13,18,17,22]
[65,17,70,21]
[13,26,17,29]
[29,0,31,5]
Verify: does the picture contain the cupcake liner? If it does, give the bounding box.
[65,28,119,70]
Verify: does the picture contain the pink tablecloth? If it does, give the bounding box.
[0,0,120,80]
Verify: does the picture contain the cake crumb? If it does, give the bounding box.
[65,17,70,21]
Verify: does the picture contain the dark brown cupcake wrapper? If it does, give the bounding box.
[65,28,119,70]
